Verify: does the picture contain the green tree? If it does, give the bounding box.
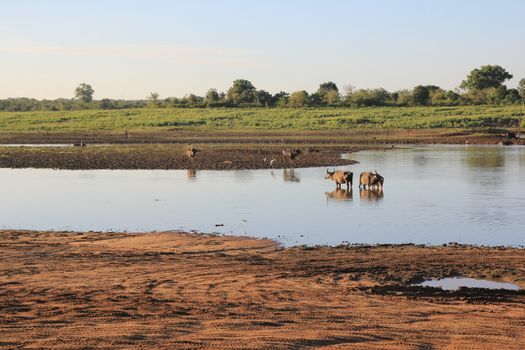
[184,93,203,106]
[273,91,289,107]
[518,78,525,99]
[288,91,309,107]
[147,92,160,108]
[309,93,322,106]
[226,79,257,105]
[205,88,220,105]
[255,90,272,106]
[348,88,389,107]
[99,98,114,109]
[504,89,520,104]
[74,83,94,103]
[396,90,412,106]
[460,65,513,90]
[324,90,340,104]
[165,97,180,107]
[317,81,339,104]
[412,85,430,105]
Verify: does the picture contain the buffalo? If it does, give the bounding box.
[325,169,353,190]
[359,171,384,190]
[282,149,301,165]
[186,146,199,160]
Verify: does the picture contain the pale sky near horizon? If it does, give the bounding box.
[1,0,524,99]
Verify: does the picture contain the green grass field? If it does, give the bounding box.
[0,106,523,132]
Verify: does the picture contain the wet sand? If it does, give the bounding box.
[1,230,524,349]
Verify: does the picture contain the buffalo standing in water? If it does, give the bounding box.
[325,169,353,189]
[359,171,384,190]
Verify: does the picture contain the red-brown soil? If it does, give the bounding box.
[1,230,523,349]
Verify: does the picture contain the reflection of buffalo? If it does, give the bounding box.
[325,188,353,201]
[187,169,197,179]
[325,169,353,189]
[359,188,384,202]
[359,171,384,190]
[283,169,300,182]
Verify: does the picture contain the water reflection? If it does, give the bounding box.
[359,188,384,202]
[283,169,300,182]
[464,147,505,169]
[187,169,197,180]
[325,188,353,202]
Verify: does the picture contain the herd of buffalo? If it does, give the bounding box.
[280,147,385,191]
[185,146,384,194]
[325,169,384,190]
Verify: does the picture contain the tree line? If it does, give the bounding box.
[1,65,524,112]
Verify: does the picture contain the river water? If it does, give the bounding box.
[1,145,523,246]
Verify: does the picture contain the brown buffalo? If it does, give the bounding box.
[282,149,301,165]
[325,169,353,189]
[359,171,384,189]
[186,146,199,160]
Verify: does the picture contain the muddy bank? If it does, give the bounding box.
[0,144,359,170]
[1,230,524,349]
[0,129,523,170]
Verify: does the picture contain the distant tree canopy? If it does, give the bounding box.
[205,88,220,103]
[147,92,160,108]
[412,85,431,106]
[74,83,94,103]
[518,79,525,99]
[460,65,513,91]
[1,66,524,112]
[288,91,309,107]
[226,79,257,105]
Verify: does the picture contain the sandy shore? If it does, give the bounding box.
[1,230,524,349]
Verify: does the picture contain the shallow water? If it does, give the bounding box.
[417,277,521,291]
[1,145,524,246]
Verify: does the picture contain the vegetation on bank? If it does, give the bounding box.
[1,65,525,112]
[0,105,523,132]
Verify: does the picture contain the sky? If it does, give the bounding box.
[1,0,524,99]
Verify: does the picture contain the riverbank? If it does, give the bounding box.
[1,230,524,349]
[0,129,523,169]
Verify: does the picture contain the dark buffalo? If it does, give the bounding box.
[359,171,384,189]
[282,149,302,165]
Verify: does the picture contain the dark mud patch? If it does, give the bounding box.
[0,144,359,170]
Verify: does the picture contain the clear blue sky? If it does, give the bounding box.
[1,0,524,99]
